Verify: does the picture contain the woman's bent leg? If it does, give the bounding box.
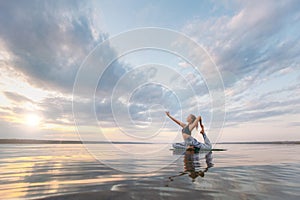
[201,133,212,149]
[173,133,212,150]
[185,137,203,149]
[187,134,212,150]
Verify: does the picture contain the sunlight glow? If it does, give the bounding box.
[25,114,41,127]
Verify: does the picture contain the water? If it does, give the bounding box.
[0,143,299,199]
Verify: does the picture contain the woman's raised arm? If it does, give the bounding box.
[199,116,205,133]
[165,111,186,128]
[188,116,201,131]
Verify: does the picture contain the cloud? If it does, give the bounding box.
[1,0,299,141]
[3,91,34,104]
[181,0,300,127]
[288,122,300,127]
[0,1,143,137]
[0,0,110,92]
[183,0,300,85]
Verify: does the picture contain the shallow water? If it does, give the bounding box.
[0,143,299,199]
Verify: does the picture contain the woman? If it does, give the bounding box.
[165,111,212,151]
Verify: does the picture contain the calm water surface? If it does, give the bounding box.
[0,143,299,199]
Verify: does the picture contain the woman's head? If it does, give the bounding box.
[186,114,198,130]
[186,114,196,123]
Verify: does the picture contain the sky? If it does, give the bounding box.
[0,0,299,142]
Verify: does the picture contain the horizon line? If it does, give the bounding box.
[0,138,299,145]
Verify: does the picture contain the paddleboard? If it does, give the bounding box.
[170,148,226,152]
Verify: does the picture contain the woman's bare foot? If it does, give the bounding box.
[199,116,203,126]
[200,126,205,134]
[199,116,205,134]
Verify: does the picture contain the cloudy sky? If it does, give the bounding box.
[0,0,299,142]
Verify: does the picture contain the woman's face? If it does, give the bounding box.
[186,115,192,123]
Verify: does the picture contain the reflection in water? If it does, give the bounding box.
[168,151,214,182]
[0,144,123,199]
[1,144,300,199]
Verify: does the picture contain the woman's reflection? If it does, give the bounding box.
[169,151,214,182]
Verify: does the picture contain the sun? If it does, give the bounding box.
[25,114,41,127]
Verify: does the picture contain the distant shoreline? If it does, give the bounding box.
[0,139,299,145]
[218,141,300,144]
[0,139,151,144]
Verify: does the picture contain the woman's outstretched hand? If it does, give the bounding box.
[165,111,170,117]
